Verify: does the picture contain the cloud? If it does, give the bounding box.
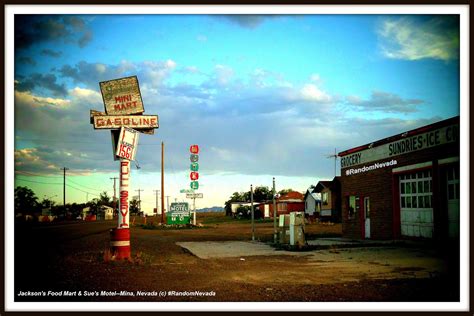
[345,90,424,113]
[41,49,62,58]
[15,73,69,97]
[15,15,93,50]
[196,34,208,42]
[218,15,277,29]
[15,148,60,172]
[59,59,176,90]
[214,64,234,86]
[13,59,445,182]
[17,56,36,66]
[378,15,459,61]
[15,90,70,109]
[299,84,333,103]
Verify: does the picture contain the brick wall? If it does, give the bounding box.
[341,142,459,240]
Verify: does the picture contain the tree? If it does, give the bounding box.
[278,188,293,197]
[98,192,112,207]
[39,197,56,215]
[130,198,140,215]
[224,191,247,216]
[253,186,273,202]
[236,205,251,219]
[15,186,39,215]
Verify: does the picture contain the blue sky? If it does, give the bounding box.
[11,11,462,211]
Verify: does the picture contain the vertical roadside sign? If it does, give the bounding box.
[189,145,200,225]
[90,75,159,260]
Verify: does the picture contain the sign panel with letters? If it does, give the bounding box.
[116,126,139,161]
[100,76,145,115]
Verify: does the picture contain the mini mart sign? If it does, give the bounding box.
[100,76,144,115]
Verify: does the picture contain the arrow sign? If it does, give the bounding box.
[186,193,203,199]
[180,189,195,193]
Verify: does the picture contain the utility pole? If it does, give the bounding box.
[110,177,118,215]
[153,189,160,216]
[251,184,255,241]
[136,189,144,215]
[273,177,277,244]
[61,167,69,217]
[326,148,338,178]
[161,141,165,223]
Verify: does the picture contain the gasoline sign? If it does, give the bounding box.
[115,126,139,161]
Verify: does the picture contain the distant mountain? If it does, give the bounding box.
[196,206,224,213]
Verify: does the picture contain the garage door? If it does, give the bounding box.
[400,170,433,238]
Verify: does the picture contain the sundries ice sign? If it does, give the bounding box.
[340,124,458,169]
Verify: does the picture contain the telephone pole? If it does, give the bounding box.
[61,167,69,216]
[153,189,160,215]
[110,177,118,215]
[161,141,165,223]
[273,177,277,244]
[326,148,338,178]
[251,184,255,241]
[136,189,144,214]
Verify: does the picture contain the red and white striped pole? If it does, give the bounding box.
[110,159,131,260]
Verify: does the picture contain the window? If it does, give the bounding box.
[348,195,359,219]
[447,166,460,200]
[322,192,329,205]
[400,170,432,210]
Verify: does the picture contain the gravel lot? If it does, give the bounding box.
[13,213,460,306]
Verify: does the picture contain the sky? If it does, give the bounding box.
[10,10,462,213]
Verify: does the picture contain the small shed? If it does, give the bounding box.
[304,187,321,219]
[259,191,305,218]
[314,177,341,222]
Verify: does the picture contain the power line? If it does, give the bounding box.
[67,178,108,192]
[65,183,100,197]
[17,137,163,146]
[16,170,114,192]
[15,170,62,178]
[61,167,69,210]
[15,177,62,185]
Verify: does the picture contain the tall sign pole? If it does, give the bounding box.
[273,177,277,244]
[90,75,159,260]
[161,141,165,224]
[190,144,200,225]
[153,189,160,216]
[251,184,255,241]
[118,159,130,228]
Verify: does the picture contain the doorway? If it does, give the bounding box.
[364,197,370,239]
[446,165,460,239]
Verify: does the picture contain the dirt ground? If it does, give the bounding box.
[13,213,460,304]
